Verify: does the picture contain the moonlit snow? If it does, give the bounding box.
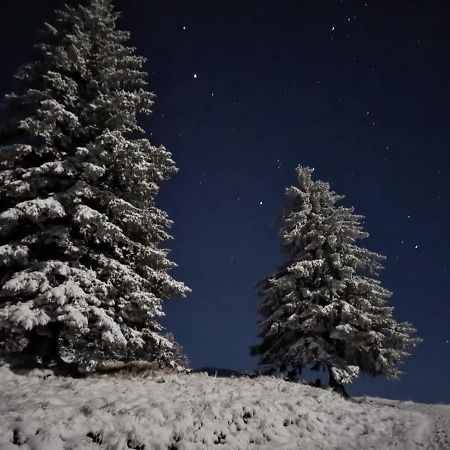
[0,362,448,450]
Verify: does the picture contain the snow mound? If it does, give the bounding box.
[0,363,432,450]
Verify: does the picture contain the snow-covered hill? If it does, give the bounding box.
[0,362,446,450]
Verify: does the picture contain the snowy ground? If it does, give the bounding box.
[0,362,446,450]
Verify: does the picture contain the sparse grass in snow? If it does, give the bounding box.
[0,363,436,450]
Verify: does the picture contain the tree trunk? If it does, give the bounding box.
[23,323,62,365]
[22,323,81,376]
[327,365,349,398]
[287,368,297,381]
[41,323,63,365]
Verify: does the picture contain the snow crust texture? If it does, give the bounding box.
[0,364,434,450]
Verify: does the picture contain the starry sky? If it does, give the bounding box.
[0,0,449,404]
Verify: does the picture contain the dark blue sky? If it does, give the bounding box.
[1,0,449,404]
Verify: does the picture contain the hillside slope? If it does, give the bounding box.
[0,362,443,449]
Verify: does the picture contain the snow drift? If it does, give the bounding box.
[0,362,438,450]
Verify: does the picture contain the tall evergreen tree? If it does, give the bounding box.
[0,0,190,372]
[252,166,420,395]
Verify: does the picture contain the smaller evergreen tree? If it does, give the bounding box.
[252,166,421,396]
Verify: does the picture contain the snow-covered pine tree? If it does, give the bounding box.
[0,0,190,372]
[252,166,420,395]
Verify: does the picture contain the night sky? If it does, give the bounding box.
[0,0,449,404]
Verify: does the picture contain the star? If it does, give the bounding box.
[182,26,187,31]
[193,73,198,79]
[259,201,263,206]
[414,244,419,249]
